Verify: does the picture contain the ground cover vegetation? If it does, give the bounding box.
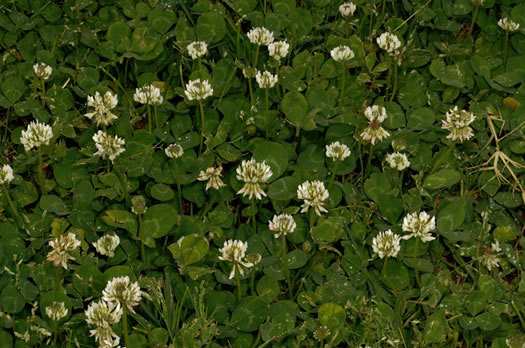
[0,0,525,347]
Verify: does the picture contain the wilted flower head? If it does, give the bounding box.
[47,233,81,269]
[102,276,142,313]
[330,45,355,62]
[33,63,52,80]
[402,211,436,242]
[85,91,119,127]
[385,152,410,171]
[442,106,476,142]
[198,166,226,190]
[20,121,53,151]
[326,141,351,161]
[131,195,147,215]
[133,85,163,106]
[339,2,357,18]
[297,180,330,216]
[360,105,390,145]
[92,131,125,163]
[247,27,274,46]
[269,214,296,238]
[314,326,331,341]
[0,164,14,185]
[480,241,502,271]
[45,301,68,321]
[165,143,184,159]
[245,252,262,266]
[255,70,278,88]
[187,41,208,59]
[236,158,273,200]
[184,79,213,101]
[498,17,520,32]
[372,230,402,258]
[377,32,402,55]
[268,41,290,61]
[242,67,256,79]
[218,240,254,279]
[93,234,120,258]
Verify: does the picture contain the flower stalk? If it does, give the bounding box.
[282,234,292,298]
[174,159,183,215]
[265,87,270,139]
[3,184,19,220]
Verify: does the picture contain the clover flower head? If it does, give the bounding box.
[442,106,476,142]
[131,195,147,215]
[133,85,163,106]
[47,233,81,269]
[326,141,351,161]
[402,211,436,242]
[198,166,226,190]
[268,41,290,61]
[339,2,357,18]
[377,32,402,55]
[372,230,402,259]
[269,214,296,238]
[0,164,14,185]
[360,105,389,145]
[255,70,278,88]
[184,79,213,101]
[85,91,119,126]
[218,240,254,279]
[472,0,484,6]
[385,152,410,171]
[364,105,388,123]
[20,121,53,151]
[187,41,208,59]
[165,143,184,159]
[102,276,142,313]
[498,17,520,32]
[314,326,331,341]
[330,45,355,62]
[236,158,273,200]
[93,234,120,258]
[242,66,256,79]
[92,131,125,163]
[33,63,52,80]
[247,27,274,46]
[85,300,123,327]
[297,180,329,216]
[45,301,68,321]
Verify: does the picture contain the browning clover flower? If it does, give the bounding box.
[0,164,14,185]
[133,85,163,106]
[46,233,81,269]
[33,63,52,80]
[218,240,254,279]
[268,41,289,61]
[314,326,331,341]
[402,211,436,243]
[85,91,119,126]
[184,79,213,101]
[102,276,142,313]
[20,121,53,151]
[92,131,125,163]
[360,105,390,145]
[269,214,296,238]
[297,180,330,216]
[377,32,401,55]
[385,152,410,171]
[45,301,68,321]
[236,158,273,200]
[131,195,148,215]
[255,70,278,88]
[372,230,402,258]
[326,141,351,161]
[198,166,226,190]
[187,41,208,59]
[442,106,476,142]
[339,2,357,18]
[330,45,355,62]
[165,143,184,159]
[247,27,274,46]
[498,17,520,32]
[93,234,120,258]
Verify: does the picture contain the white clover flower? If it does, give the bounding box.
[269,214,296,238]
[372,230,402,259]
[247,27,274,46]
[491,241,501,253]
[0,164,14,185]
[442,106,476,143]
[401,211,436,243]
[326,141,351,161]
[45,301,68,321]
[102,276,142,313]
[236,158,273,200]
[377,32,402,55]
[339,2,357,18]
[85,91,119,127]
[85,300,122,346]
[93,234,120,258]
[313,326,331,341]
[92,131,125,163]
[33,63,52,80]
[46,233,81,269]
[184,79,213,101]
[20,121,53,151]
[498,18,520,32]
[268,41,290,61]
[165,143,184,159]
[479,241,502,271]
[131,195,147,215]
[218,239,254,279]
[198,166,226,190]
[364,105,388,123]
[133,85,163,106]
[187,41,208,59]
[385,152,410,171]
[360,105,390,145]
[255,70,278,88]
[297,180,330,216]
[330,45,355,62]
[98,335,121,348]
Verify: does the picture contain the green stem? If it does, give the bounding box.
[53,321,58,346]
[282,234,292,299]
[504,31,509,66]
[365,144,373,178]
[309,210,315,231]
[175,286,188,329]
[275,61,280,99]
[254,46,260,69]
[198,57,202,71]
[139,214,146,265]
[414,238,422,289]
[38,147,46,195]
[106,159,110,174]
[382,257,388,281]
[174,160,183,215]
[236,22,241,58]
[512,297,525,330]
[40,78,46,107]
[468,4,479,37]
[147,104,152,132]
[250,268,256,296]
[113,165,129,204]
[328,161,339,191]
[338,61,346,112]
[381,0,387,18]
[389,63,398,101]
[3,184,19,220]
[154,106,159,129]
[264,87,270,139]
[122,307,130,348]
[346,18,352,38]
[251,199,257,234]
[248,78,255,108]
[235,266,242,300]
[199,101,205,154]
